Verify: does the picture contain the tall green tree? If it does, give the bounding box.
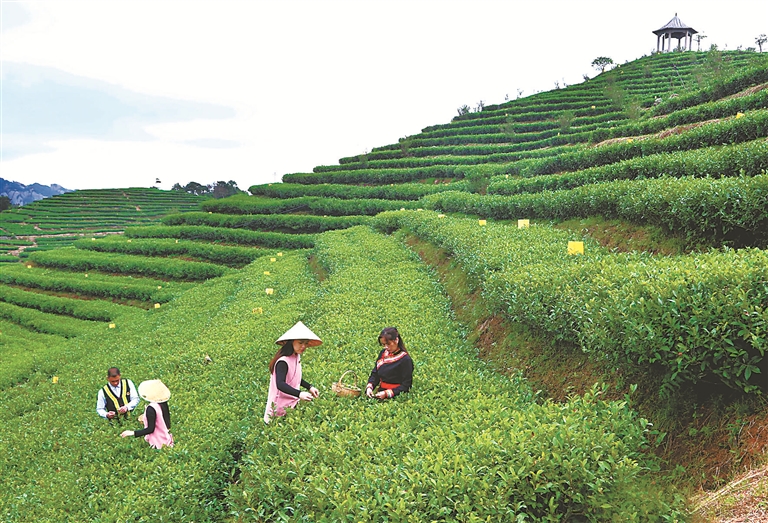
[591,56,614,73]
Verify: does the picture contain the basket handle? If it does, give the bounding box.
[337,370,358,388]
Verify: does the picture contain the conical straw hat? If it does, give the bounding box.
[138,379,171,403]
[275,321,322,346]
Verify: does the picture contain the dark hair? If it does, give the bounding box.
[269,341,296,374]
[379,327,406,352]
[107,367,121,377]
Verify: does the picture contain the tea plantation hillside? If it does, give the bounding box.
[0,187,205,254]
[1,50,767,521]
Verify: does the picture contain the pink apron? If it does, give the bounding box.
[264,353,301,423]
[143,402,174,449]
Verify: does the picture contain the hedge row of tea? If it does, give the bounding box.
[73,237,270,268]
[0,253,322,521]
[0,319,66,390]
[125,225,315,249]
[487,138,768,195]
[227,226,684,522]
[421,173,768,248]
[248,180,471,201]
[0,264,191,303]
[162,211,371,234]
[27,248,231,281]
[0,285,130,322]
[372,212,767,395]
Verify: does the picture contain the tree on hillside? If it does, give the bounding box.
[591,56,614,73]
[0,196,11,212]
[757,34,767,52]
[212,180,244,199]
[181,181,211,196]
[695,33,708,51]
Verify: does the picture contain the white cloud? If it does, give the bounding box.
[1,0,767,191]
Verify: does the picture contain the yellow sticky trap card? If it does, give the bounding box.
[264,271,270,275]
[478,219,487,226]
[154,303,161,309]
[567,241,585,255]
[253,307,263,314]
[109,323,116,329]
[265,288,274,295]
[518,219,530,229]
[52,376,59,384]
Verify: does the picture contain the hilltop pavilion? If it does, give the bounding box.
[653,14,698,52]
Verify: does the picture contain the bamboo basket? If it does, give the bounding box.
[332,370,361,398]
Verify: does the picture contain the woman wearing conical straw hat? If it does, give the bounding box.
[264,321,322,423]
[120,380,174,449]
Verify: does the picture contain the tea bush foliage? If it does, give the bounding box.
[28,247,230,281]
[487,138,768,196]
[0,253,321,521]
[226,226,684,521]
[0,264,190,303]
[126,224,316,249]
[423,173,768,247]
[74,236,269,267]
[373,212,767,395]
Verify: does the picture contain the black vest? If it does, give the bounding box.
[102,379,131,416]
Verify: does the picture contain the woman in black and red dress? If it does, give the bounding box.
[366,327,414,400]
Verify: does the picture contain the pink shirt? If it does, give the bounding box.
[264,353,301,423]
[143,402,174,449]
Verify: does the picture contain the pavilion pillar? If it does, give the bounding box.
[657,34,661,52]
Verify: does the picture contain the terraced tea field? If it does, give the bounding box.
[1,50,767,521]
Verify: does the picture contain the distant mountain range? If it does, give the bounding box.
[0,178,71,206]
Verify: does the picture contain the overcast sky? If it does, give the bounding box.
[1,0,766,192]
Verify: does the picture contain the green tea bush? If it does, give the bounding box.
[28,247,230,281]
[653,56,768,115]
[125,225,315,249]
[283,165,464,185]
[488,139,768,195]
[0,264,187,303]
[0,285,131,321]
[161,211,370,233]
[228,226,684,521]
[0,253,321,521]
[0,319,65,389]
[425,173,768,247]
[0,301,99,337]
[248,181,471,201]
[75,237,268,267]
[520,109,768,177]
[372,212,767,394]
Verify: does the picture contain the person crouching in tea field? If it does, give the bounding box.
[264,321,322,423]
[366,327,414,400]
[96,367,139,420]
[120,380,174,449]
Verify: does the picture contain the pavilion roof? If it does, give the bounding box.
[653,14,698,36]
